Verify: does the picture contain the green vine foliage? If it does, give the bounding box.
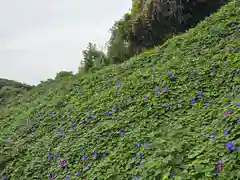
[0,1,240,179]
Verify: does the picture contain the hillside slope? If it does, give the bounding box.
[0,1,240,179]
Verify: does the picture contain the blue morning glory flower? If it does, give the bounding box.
[170,75,175,80]
[81,156,87,160]
[103,153,109,157]
[56,153,61,158]
[169,171,175,178]
[163,103,169,107]
[65,176,70,180]
[135,154,144,159]
[49,173,55,179]
[50,112,54,117]
[48,154,53,159]
[205,103,209,108]
[76,171,81,176]
[232,87,235,92]
[139,162,144,166]
[116,81,121,87]
[237,120,240,124]
[231,145,237,151]
[80,146,85,150]
[145,143,151,148]
[136,143,141,147]
[197,90,203,96]
[106,111,111,115]
[190,98,196,104]
[159,82,163,85]
[225,141,236,150]
[209,133,217,140]
[212,67,217,73]
[7,139,12,145]
[223,129,229,135]
[144,95,148,98]
[89,114,94,118]
[91,152,97,157]
[162,86,167,93]
[166,72,171,75]
[83,164,89,169]
[144,102,148,105]
[120,129,125,135]
[71,124,76,130]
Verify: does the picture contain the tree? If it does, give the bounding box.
[81,43,109,73]
[107,13,134,64]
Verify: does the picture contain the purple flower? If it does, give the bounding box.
[226,141,233,149]
[169,171,175,178]
[48,154,53,159]
[223,129,229,135]
[136,143,141,147]
[83,164,89,169]
[81,155,87,160]
[209,133,217,140]
[116,81,121,87]
[71,124,76,130]
[212,67,217,73]
[120,129,125,135]
[145,143,151,148]
[139,162,144,166]
[77,171,81,176]
[166,72,171,75]
[232,87,235,92]
[144,95,148,98]
[65,176,70,180]
[7,139,12,145]
[80,146,85,150]
[50,112,54,117]
[49,173,55,179]
[134,176,141,179]
[163,103,169,107]
[91,152,97,157]
[60,159,67,169]
[237,120,240,124]
[136,154,144,159]
[217,160,223,172]
[144,102,148,105]
[103,153,108,157]
[106,111,111,115]
[162,86,168,93]
[56,154,61,158]
[231,145,237,151]
[190,98,196,104]
[225,141,236,151]
[89,114,94,118]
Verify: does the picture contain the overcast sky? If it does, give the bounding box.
[0,0,132,85]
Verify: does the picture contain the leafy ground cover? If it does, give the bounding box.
[0,1,240,179]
